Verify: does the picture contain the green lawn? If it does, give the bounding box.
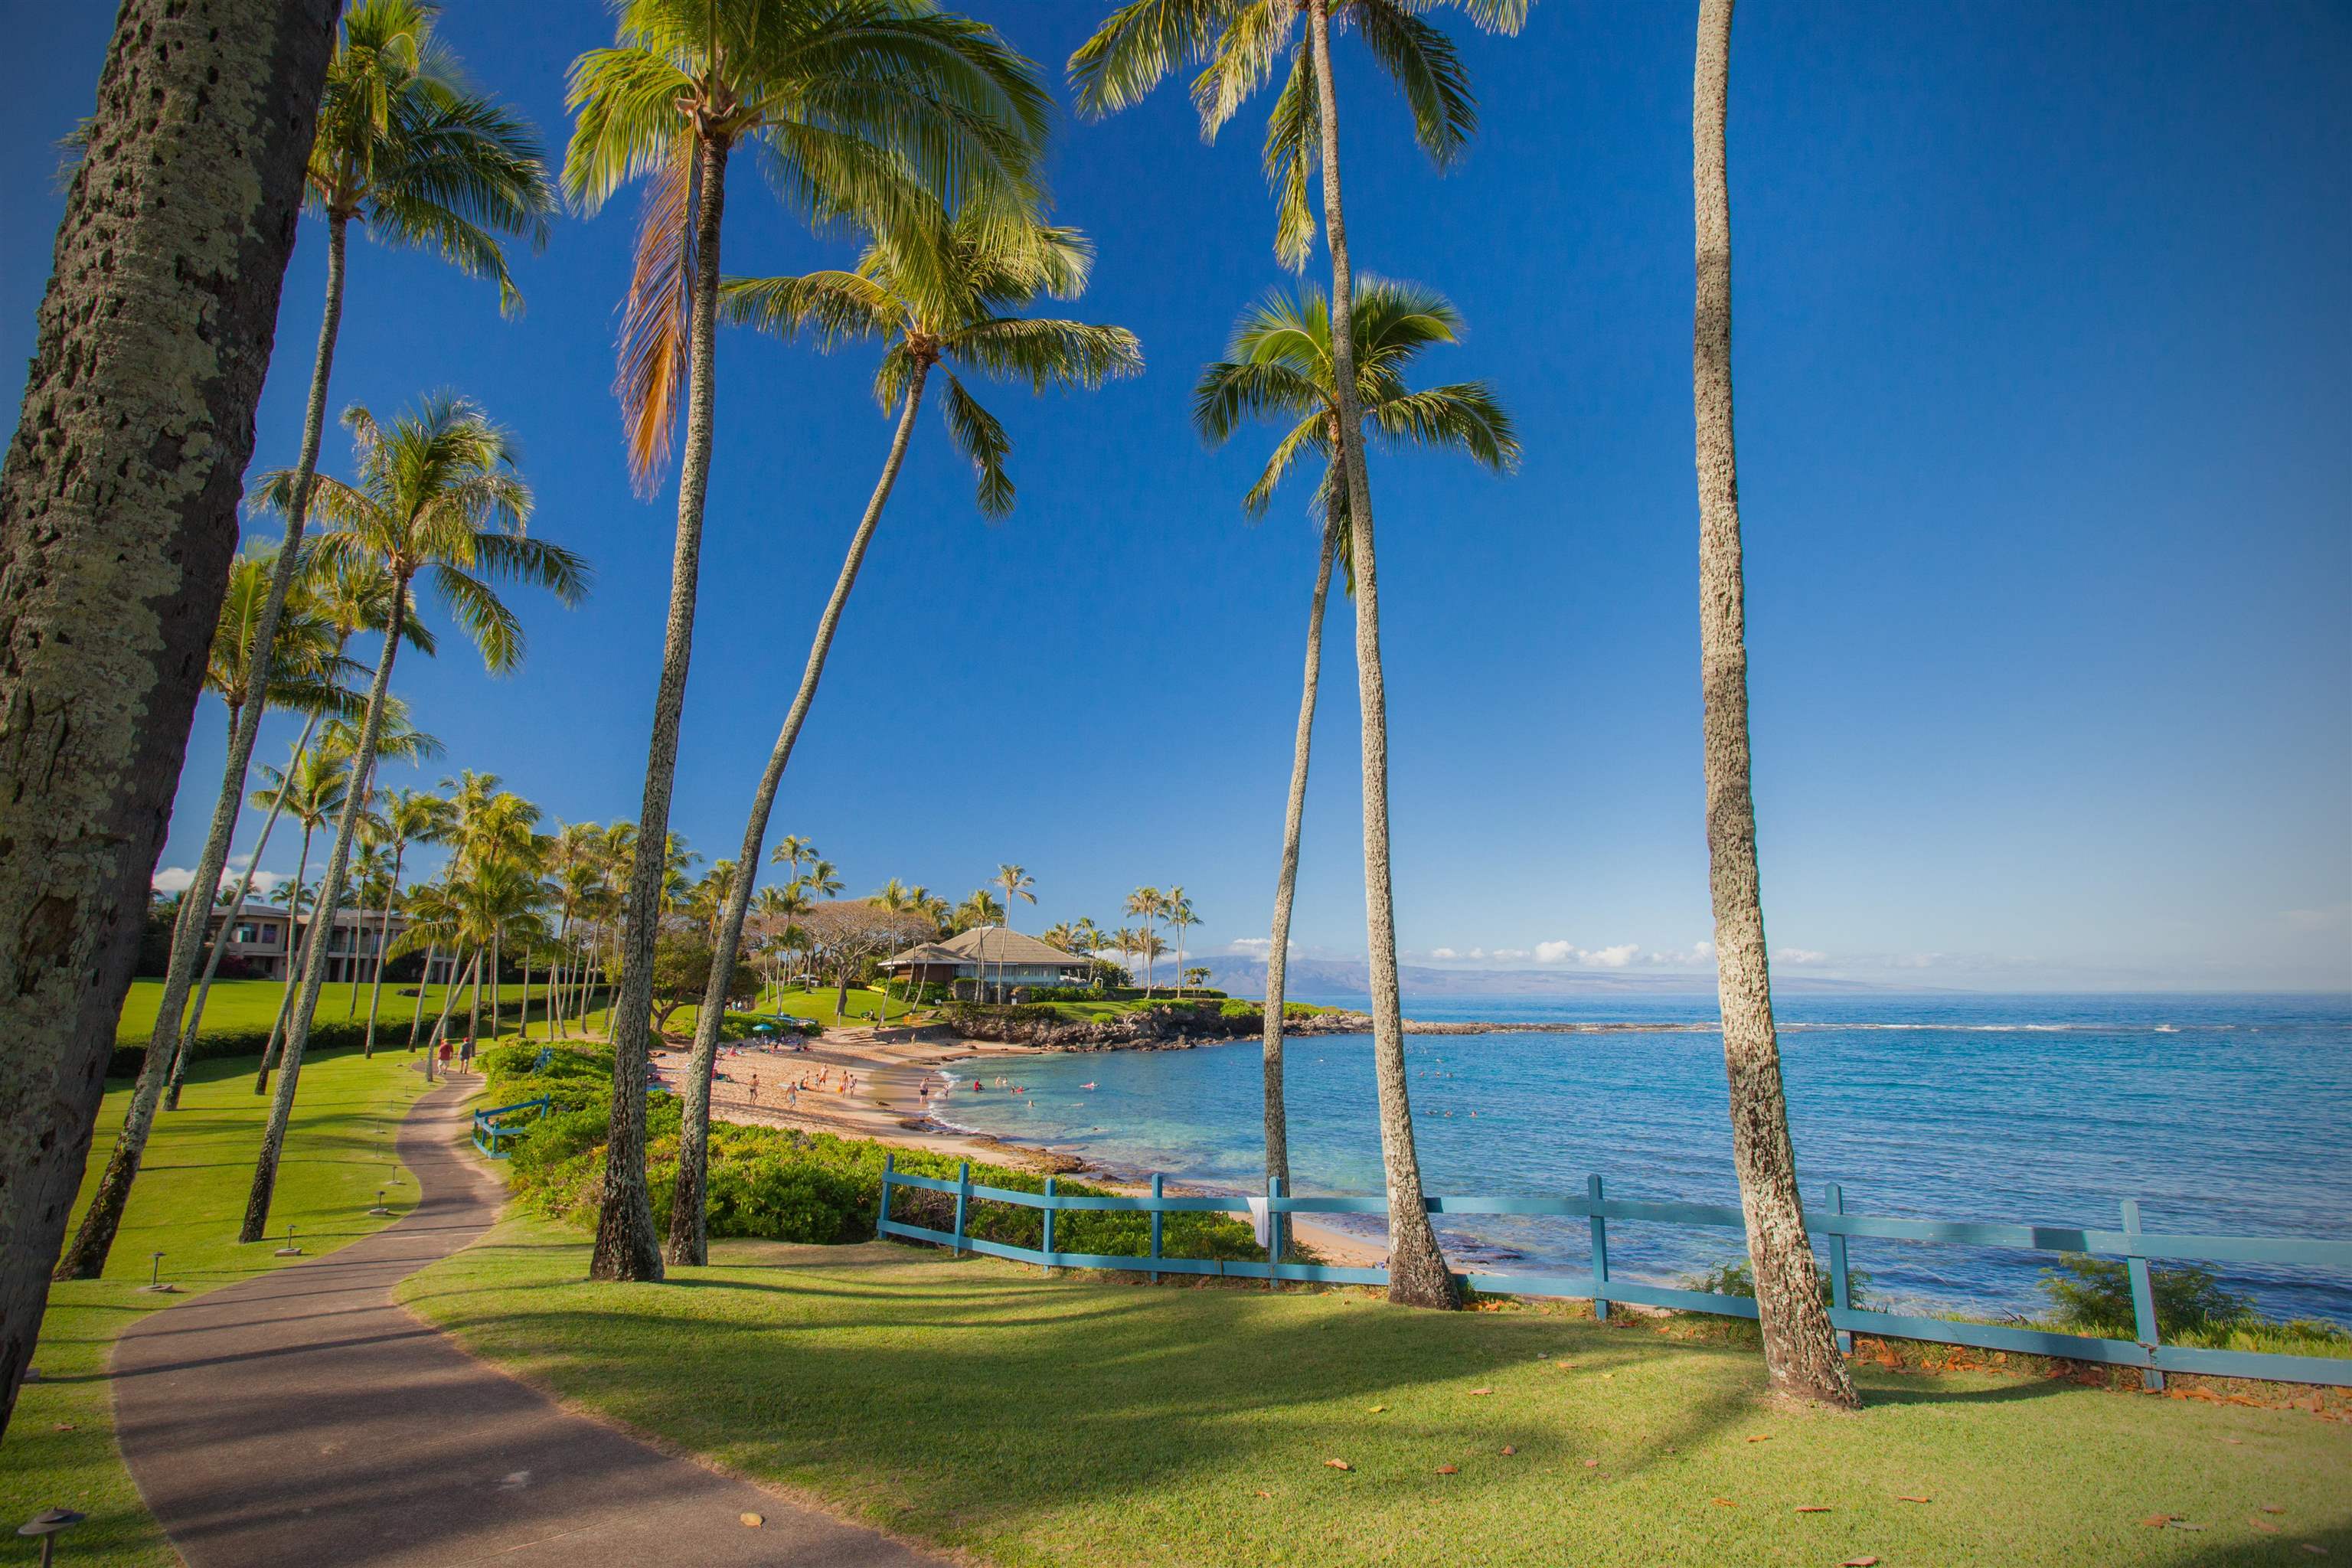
[116,975,499,1043]
[401,1220,2352,1568]
[1,1047,434,1566]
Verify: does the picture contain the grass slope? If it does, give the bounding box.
[115,975,488,1044]
[403,1220,2352,1568]
[1,1048,433,1566]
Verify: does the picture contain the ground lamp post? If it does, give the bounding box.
[18,1509,86,1566]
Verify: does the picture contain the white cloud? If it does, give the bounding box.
[1490,947,1529,961]
[1529,940,1642,968]
[1775,947,1829,965]
[1225,936,1272,956]
[155,867,279,897]
[1429,946,1460,961]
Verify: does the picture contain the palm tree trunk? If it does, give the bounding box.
[0,1,334,1432]
[408,943,437,1050]
[167,710,324,1113]
[470,934,486,1045]
[74,211,352,1279]
[256,825,316,1093]
[665,361,931,1266]
[1691,0,1857,1407]
[596,136,731,1284]
[1303,0,1455,1309]
[1263,499,1341,1204]
[241,584,407,1242]
[363,844,403,1057]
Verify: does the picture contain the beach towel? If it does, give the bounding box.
[1243,1197,1272,1253]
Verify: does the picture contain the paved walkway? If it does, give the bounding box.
[112,1080,939,1567]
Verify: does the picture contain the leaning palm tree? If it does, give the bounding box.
[247,744,350,1091]
[131,0,553,1188]
[1691,0,1857,1408]
[239,395,588,1243]
[567,0,1053,1285]
[1195,276,1515,1270]
[1123,887,1165,995]
[988,862,1039,1003]
[1075,0,1525,1308]
[1162,887,1196,992]
[658,204,1135,1265]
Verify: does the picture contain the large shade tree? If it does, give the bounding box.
[0,0,338,1445]
[564,0,1052,1282]
[1194,279,1514,1223]
[129,0,553,1223]
[239,397,587,1242]
[657,205,1139,1265]
[1071,0,1526,1310]
[1690,0,1857,1407]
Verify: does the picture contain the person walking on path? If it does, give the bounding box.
[459,1036,476,1075]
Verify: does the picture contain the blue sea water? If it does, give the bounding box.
[936,992,2352,1326]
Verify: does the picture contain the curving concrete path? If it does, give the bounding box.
[112,1081,939,1567]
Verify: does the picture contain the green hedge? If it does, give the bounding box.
[479,1041,1269,1263]
[107,1018,394,1079]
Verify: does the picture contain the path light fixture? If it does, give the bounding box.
[18,1508,86,1567]
[274,1225,302,1258]
[144,1252,176,1293]
[369,1187,393,1217]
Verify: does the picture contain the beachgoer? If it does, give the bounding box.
[459,1037,475,1073]
[439,1040,453,1071]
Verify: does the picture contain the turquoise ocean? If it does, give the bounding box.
[933,992,2352,1326]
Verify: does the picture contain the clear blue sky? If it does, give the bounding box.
[6,2,2347,991]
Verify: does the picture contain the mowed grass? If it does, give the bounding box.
[1,1047,434,1566]
[402,1219,2352,1568]
[116,975,489,1043]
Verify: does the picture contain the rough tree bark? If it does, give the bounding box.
[593,134,731,1284]
[665,359,931,1266]
[1692,0,1859,1409]
[0,0,335,1439]
[1303,0,1458,1309]
[1262,491,1342,1214]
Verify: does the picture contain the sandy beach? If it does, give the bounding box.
[649,1024,1388,1269]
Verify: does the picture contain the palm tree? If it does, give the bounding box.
[1123,887,1165,995]
[129,0,553,1187]
[1690,0,1857,1408]
[566,0,1053,1285]
[769,834,818,880]
[248,743,350,1092]
[1195,276,1515,1259]
[1162,888,1197,993]
[1073,0,1525,1308]
[656,209,1136,1265]
[800,858,844,901]
[1,8,336,1387]
[239,396,587,1243]
[363,787,452,1054]
[985,863,1039,1003]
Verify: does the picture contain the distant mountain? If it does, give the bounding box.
[1191,956,1884,1001]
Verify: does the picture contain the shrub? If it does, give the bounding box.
[1681,1257,1870,1312]
[107,1018,382,1079]
[2040,1254,2255,1339]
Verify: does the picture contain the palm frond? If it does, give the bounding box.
[1068,0,1238,119]
[1352,0,1478,168]
[946,317,1143,391]
[612,129,697,495]
[939,370,1014,517]
[429,564,527,674]
[1263,44,1321,270]
[1367,381,1519,469]
[717,270,900,348]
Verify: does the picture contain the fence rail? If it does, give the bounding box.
[471,1096,550,1159]
[874,1156,2352,1389]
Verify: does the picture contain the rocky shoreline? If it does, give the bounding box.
[939,1003,1704,1053]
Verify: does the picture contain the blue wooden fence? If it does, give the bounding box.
[471,1096,550,1159]
[874,1155,2352,1389]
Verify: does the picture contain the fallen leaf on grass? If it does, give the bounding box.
[2140,1514,2178,1527]
[1841,1558,1881,1566]
[1600,1372,1615,1380]
[1436,1465,1459,1475]
[1709,1498,1736,1508]
[1499,1446,1517,1456]
[2263,1505,2288,1514]
[1324,1459,1353,1472]
[2298,1544,2326,1556]
[1468,1388,1494,1396]
[1895,1494,1932,1504]
[1794,1505,1832,1514]
[2252,1520,2282,1534]
[1553,1360,1574,1369]
[1744,1434,1773,1443]
[2167,1521,2209,1532]
[51,1423,74,1432]
[1366,1404,1388,1413]
[1583,1459,1600,1468]
[1254,1490,1272,1498]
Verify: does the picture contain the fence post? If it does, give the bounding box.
[1824,1181,1853,1356]
[876,1153,894,1241]
[2122,1198,2164,1392]
[1269,1173,1285,1269]
[1041,1176,1057,1276]
[1148,1173,1164,1284]
[1589,1174,1610,1324]
[954,1161,971,1259]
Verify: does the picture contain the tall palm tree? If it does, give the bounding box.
[1074,0,1524,1309]
[567,0,1053,1285]
[658,206,1135,1265]
[1162,888,1196,993]
[1124,887,1165,995]
[1195,276,1515,1251]
[1691,0,1857,1408]
[131,0,553,1183]
[240,396,587,1242]
[248,743,350,1090]
[363,787,452,1053]
[769,834,818,881]
[0,0,337,1439]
